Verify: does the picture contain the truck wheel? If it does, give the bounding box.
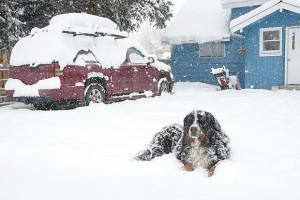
[85,84,105,106]
[157,78,170,96]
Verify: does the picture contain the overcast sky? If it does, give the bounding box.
[170,0,188,17]
[130,0,188,36]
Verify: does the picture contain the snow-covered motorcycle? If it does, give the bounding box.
[211,66,241,90]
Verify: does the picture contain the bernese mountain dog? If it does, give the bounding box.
[134,110,230,177]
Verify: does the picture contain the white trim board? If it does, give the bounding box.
[231,2,300,33]
[221,0,270,9]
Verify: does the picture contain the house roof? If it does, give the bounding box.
[162,0,231,45]
[221,0,270,9]
[231,0,300,32]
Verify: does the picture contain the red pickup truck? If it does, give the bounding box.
[5,13,174,110]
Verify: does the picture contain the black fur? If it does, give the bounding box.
[134,124,183,161]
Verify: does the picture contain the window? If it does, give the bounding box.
[260,27,282,56]
[199,42,225,58]
[73,50,98,65]
[127,47,146,64]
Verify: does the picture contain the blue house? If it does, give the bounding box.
[163,0,300,89]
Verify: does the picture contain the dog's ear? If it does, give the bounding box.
[183,112,194,129]
[198,111,222,133]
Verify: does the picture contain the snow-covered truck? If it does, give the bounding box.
[5,13,174,110]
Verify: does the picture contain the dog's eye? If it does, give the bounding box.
[196,116,204,127]
[197,114,203,119]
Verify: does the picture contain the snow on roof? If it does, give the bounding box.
[221,0,270,8]
[162,0,231,45]
[10,13,170,71]
[49,13,128,38]
[230,0,300,32]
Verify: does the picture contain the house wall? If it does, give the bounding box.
[171,36,245,87]
[241,10,300,89]
[231,6,259,20]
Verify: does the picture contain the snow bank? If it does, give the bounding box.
[1,83,300,200]
[162,0,231,45]
[5,77,60,97]
[10,13,170,71]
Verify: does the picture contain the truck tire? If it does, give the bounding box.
[85,84,105,106]
[157,78,170,96]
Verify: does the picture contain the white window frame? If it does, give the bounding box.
[260,27,282,57]
[199,42,225,58]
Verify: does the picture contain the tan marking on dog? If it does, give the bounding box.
[183,163,194,171]
[207,164,216,177]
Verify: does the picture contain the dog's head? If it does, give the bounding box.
[183,110,221,146]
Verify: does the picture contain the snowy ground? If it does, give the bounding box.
[1,82,300,200]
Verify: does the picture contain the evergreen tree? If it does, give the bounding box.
[54,0,174,32]
[0,0,26,50]
[18,0,55,33]
[0,0,173,50]
[0,0,55,50]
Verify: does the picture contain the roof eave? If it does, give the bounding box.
[161,36,231,45]
[222,0,270,9]
[230,2,300,33]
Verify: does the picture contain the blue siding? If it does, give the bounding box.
[242,10,299,89]
[171,36,245,87]
[231,7,259,20]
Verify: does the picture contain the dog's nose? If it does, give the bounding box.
[190,126,198,137]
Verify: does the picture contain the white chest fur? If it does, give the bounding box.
[186,139,210,168]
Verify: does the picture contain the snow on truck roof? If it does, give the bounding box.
[10,13,170,71]
[50,13,118,30]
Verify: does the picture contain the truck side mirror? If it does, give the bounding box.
[147,57,155,65]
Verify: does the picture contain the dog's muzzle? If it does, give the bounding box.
[190,126,199,138]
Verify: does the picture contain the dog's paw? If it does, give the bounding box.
[183,163,194,171]
[207,165,216,177]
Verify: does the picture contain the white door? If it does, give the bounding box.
[287,27,300,85]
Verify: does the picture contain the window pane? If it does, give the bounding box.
[212,43,224,57]
[200,43,224,57]
[129,53,146,64]
[127,47,146,63]
[200,43,212,57]
[263,41,280,51]
[128,47,144,57]
[211,43,217,57]
[73,51,97,64]
[263,31,279,41]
